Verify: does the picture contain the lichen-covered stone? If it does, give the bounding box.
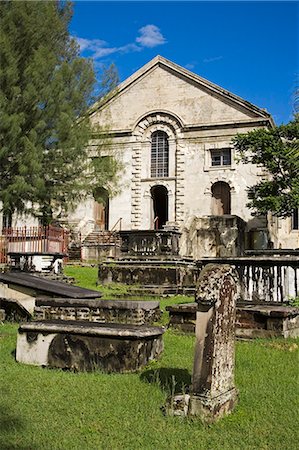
[165,264,239,422]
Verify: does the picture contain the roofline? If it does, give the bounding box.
[88,55,275,126]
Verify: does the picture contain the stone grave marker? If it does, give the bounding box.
[165,264,239,423]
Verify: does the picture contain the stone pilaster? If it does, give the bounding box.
[176,142,185,225]
[131,145,142,228]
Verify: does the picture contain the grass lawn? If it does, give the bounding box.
[1,265,298,449]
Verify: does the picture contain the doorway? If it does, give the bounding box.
[211,181,231,215]
[93,188,109,230]
[150,185,168,229]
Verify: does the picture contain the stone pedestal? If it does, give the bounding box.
[165,264,238,422]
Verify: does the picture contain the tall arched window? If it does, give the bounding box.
[151,131,169,178]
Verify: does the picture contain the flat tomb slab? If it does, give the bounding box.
[236,304,299,339]
[0,272,101,299]
[16,320,165,373]
[34,297,161,325]
[166,303,299,338]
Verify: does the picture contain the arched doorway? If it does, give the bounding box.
[151,185,168,229]
[211,182,231,215]
[93,187,109,230]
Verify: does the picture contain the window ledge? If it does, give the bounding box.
[141,177,176,182]
[203,166,236,172]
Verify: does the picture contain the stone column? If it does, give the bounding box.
[189,264,238,422]
[164,263,238,422]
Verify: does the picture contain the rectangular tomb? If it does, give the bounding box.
[166,303,299,338]
[16,320,165,373]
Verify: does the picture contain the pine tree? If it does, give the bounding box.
[0,1,119,225]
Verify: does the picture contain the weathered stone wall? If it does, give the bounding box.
[34,298,161,326]
[67,57,283,242]
[98,261,198,289]
[179,215,246,258]
[3,57,297,249]
[119,230,180,257]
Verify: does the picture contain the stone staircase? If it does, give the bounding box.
[81,230,121,261]
[83,230,120,246]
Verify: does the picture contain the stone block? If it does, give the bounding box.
[34,298,161,326]
[16,321,165,373]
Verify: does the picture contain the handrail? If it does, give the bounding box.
[110,217,122,233]
[154,216,159,230]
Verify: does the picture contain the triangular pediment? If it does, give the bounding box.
[89,55,273,132]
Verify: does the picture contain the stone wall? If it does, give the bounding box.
[34,298,161,326]
[179,215,246,258]
[98,261,198,291]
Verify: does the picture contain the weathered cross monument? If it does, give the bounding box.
[166,264,239,423]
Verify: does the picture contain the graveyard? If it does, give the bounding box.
[1,265,298,449]
[1,2,298,449]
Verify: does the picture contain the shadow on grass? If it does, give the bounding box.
[0,406,38,450]
[140,367,191,394]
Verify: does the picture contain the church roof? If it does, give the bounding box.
[89,55,274,126]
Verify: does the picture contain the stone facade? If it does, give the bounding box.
[68,56,296,248]
[2,56,297,249]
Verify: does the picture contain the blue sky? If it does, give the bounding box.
[70,1,298,124]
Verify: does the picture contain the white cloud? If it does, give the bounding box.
[136,24,166,48]
[185,63,195,70]
[73,24,166,62]
[93,46,118,59]
[203,56,223,63]
[76,37,107,53]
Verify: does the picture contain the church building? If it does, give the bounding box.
[1,56,297,250]
[67,55,297,249]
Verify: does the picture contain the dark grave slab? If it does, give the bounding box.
[16,320,165,373]
[0,272,101,299]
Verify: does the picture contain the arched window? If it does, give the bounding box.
[211,181,231,215]
[151,131,169,178]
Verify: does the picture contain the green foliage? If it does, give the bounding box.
[0,1,120,224]
[289,296,299,307]
[233,116,299,217]
[98,63,120,98]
